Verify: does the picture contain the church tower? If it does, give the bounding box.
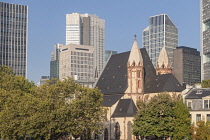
[156,46,173,75]
[127,36,144,95]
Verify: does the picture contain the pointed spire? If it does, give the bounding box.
[128,36,143,66]
[156,46,171,68]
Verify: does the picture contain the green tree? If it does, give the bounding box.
[191,121,210,140]
[201,79,210,88]
[69,86,106,139]
[133,93,191,140]
[172,98,191,140]
[0,71,106,140]
[0,66,35,140]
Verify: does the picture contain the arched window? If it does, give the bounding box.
[104,128,108,140]
[138,80,140,88]
[132,61,135,66]
[115,122,120,140]
[137,70,140,78]
[127,121,132,140]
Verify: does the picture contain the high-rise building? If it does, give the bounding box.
[201,0,210,80]
[59,44,95,87]
[0,2,28,77]
[173,46,201,85]
[37,76,50,86]
[105,50,117,63]
[50,44,63,79]
[66,13,105,75]
[143,14,178,68]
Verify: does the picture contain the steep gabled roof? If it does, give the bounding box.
[95,48,184,101]
[102,94,124,107]
[128,39,143,66]
[156,46,171,68]
[111,99,137,117]
[185,88,210,99]
[96,48,156,95]
[96,51,129,94]
[144,73,184,93]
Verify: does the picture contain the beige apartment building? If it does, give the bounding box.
[59,44,95,87]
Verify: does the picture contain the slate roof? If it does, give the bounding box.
[96,51,129,95]
[144,73,184,93]
[111,99,137,117]
[185,88,210,99]
[102,94,124,107]
[95,48,184,107]
[96,48,156,95]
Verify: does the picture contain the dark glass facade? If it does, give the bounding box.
[174,46,201,85]
[201,0,210,80]
[50,44,63,79]
[0,2,28,77]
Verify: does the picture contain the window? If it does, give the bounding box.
[196,114,201,122]
[187,102,192,109]
[115,122,120,140]
[203,100,210,109]
[137,70,140,78]
[207,114,210,122]
[127,121,132,140]
[204,100,209,108]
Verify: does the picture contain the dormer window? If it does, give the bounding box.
[196,90,202,94]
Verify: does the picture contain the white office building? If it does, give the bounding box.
[66,13,105,76]
[59,44,95,87]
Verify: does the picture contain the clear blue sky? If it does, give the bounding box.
[0,0,200,84]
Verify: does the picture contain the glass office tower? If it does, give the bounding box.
[143,14,178,68]
[66,13,105,76]
[201,0,210,80]
[0,2,28,77]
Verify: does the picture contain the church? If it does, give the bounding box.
[95,37,184,140]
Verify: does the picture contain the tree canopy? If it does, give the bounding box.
[133,93,191,140]
[201,79,210,88]
[0,66,106,140]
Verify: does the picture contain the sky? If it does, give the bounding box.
[0,0,200,84]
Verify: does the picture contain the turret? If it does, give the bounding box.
[156,46,173,75]
[127,36,144,94]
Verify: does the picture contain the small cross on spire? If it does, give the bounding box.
[134,34,137,39]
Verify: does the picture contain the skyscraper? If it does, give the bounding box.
[59,44,95,87]
[50,44,63,79]
[201,0,210,80]
[105,50,117,64]
[66,13,105,75]
[0,2,28,77]
[173,46,201,85]
[143,14,178,68]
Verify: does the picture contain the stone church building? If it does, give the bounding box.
[95,37,184,140]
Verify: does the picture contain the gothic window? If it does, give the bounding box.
[137,70,140,78]
[132,61,135,66]
[127,121,132,140]
[138,80,140,88]
[115,122,120,140]
[104,128,108,140]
